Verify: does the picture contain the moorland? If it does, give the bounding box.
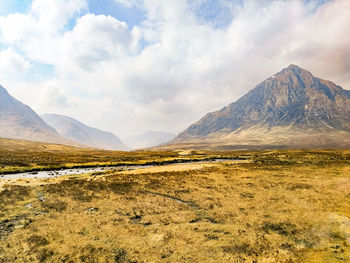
[0,138,349,262]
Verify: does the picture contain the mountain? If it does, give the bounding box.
[124,131,176,149]
[41,113,129,151]
[171,65,350,149]
[0,85,74,145]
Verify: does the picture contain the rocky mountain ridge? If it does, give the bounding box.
[0,85,75,145]
[171,65,350,149]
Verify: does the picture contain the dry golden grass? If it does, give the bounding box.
[0,149,349,262]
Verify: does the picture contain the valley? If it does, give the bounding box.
[0,138,349,262]
[0,1,349,262]
[0,64,349,262]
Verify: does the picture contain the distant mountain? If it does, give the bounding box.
[42,113,128,151]
[125,131,176,149]
[0,85,74,145]
[171,65,350,149]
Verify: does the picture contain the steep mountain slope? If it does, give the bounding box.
[172,65,350,149]
[0,85,74,145]
[42,114,129,150]
[125,131,176,149]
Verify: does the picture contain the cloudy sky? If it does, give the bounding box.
[0,0,349,139]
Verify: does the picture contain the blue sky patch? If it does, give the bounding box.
[0,0,32,16]
[190,0,240,28]
[87,0,146,27]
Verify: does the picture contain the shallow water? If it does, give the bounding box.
[0,158,238,180]
[0,165,153,180]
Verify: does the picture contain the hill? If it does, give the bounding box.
[0,85,75,145]
[42,113,129,150]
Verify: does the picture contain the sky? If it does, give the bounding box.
[0,0,349,140]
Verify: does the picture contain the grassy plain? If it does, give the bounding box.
[0,138,349,262]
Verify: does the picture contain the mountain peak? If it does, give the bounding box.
[266,64,315,87]
[173,65,350,149]
[287,64,301,70]
[278,64,313,78]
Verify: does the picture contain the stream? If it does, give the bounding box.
[0,158,239,180]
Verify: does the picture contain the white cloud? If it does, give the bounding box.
[31,0,86,29]
[0,48,31,80]
[0,0,86,64]
[60,14,139,73]
[39,80,70,109]
[0,0,350,139]
[113,0,143,8]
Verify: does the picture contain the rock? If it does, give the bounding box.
[86,207,99,213]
